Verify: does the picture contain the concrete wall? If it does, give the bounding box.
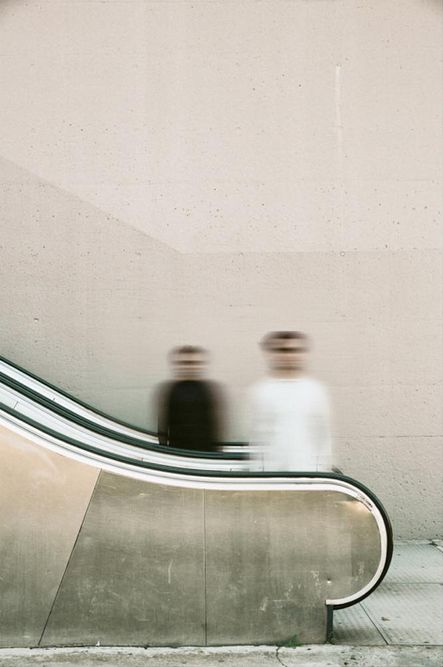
[0,0,441,538]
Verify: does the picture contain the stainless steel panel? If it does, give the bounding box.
[204,490,381,645]
[0,426,98,647]
[40,480,381,647]
[330,494,381,601]
[42,472,206,647]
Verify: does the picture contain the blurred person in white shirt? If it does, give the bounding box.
[248,331,333,472]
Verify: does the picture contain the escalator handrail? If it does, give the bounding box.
[0,367,245,460]
[0,384,246,471]
[0,354,155,434]
[3,355,245,449]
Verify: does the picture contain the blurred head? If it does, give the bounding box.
[169,345,209,380]
[260,331,309,374]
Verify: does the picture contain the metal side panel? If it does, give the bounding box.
[1,408,390,648]
[0,426,99,648]
[41,472,206,647]
[204,489,381,645]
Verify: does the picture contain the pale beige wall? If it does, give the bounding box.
[0,0,441,538]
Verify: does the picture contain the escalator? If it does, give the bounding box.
[0,356,393,647]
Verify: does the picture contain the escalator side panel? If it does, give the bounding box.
[204,489,380,645]
[0,420,387,647]
[41,476,381,647]
[0,426,99,647]
[205,489,327,644]
[41,472,206,647]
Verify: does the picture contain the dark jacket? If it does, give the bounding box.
[157,380,223,452]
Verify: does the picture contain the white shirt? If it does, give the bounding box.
[248,376,332,472]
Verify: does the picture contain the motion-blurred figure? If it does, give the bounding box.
[157,346,224,453]
[248,331,332,472]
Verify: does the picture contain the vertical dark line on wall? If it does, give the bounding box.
[37,470,102,646]
[203,488,208,646]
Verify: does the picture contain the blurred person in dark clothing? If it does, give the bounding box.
[157,346,224,452]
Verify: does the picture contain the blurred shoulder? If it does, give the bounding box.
[302,377,330,400]
[155,380,174,400]
[248,377,277,399]
[205,379,225,396]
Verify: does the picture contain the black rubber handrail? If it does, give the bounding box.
[0,365,245,460]
[0,399,393,610]
[0,354,181,438]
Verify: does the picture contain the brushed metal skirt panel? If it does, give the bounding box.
[1,423,382,647]
[0,426,99,647]
[41,472,206,647]
[204,490,380,645]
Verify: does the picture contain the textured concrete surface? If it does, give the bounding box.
[0,646,442,667]
[0,0,442,539]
